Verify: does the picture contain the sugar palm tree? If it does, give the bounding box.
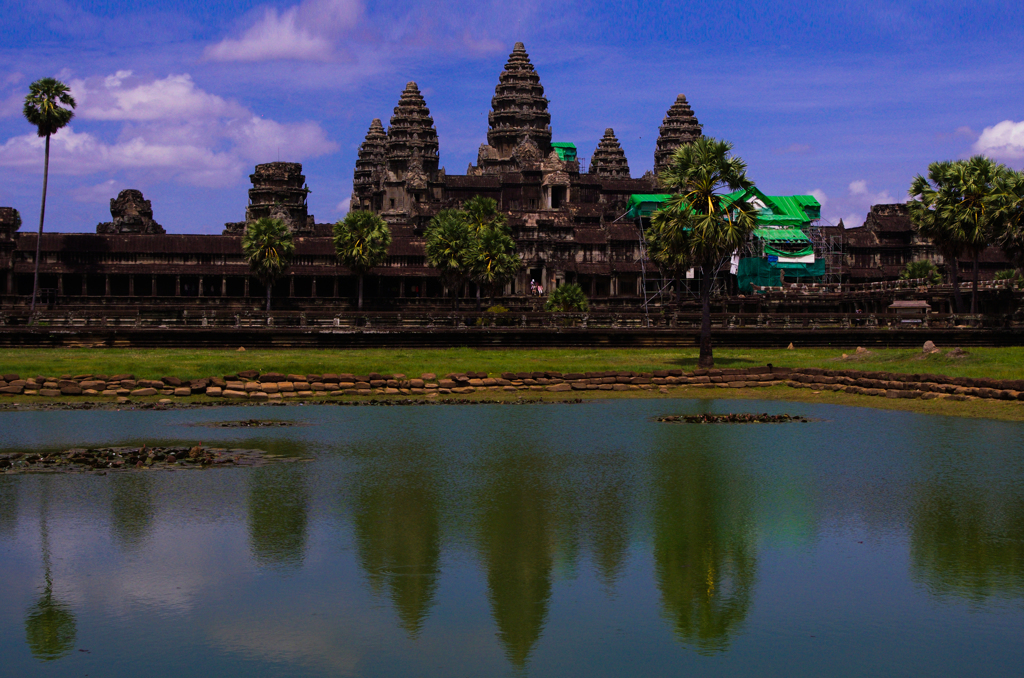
[909,157,1007,314]
[425,209,475,310]
[333,210,392,310]
[23,78,76,313]
[472,226,521,305]
[909,161,967,312]
[242,217,295,312]
[899,260,942,285]
[653,137,758,368]
[463,196,513,308]
[644,216,692,309]
[994,169,1024,274]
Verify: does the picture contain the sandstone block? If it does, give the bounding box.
[262,383,280,393]
[206,387,223,397]
[130,388,158,397]
[421,373,437,380]
[39,389,60,397]
[60,385,83,395]
[547,383,571,392]
[174,387,191,397]
[244,382,261,392]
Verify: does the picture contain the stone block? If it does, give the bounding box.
[162,376,182,386]
[250,392,269,401]
[262,383,280,393]
[174,387,191,397]
[547,383,571,392]
[60,385,83,395]
[206,387,223,397]
[438,379,456,389]
[38,389,60,397]
[244,382,261,392]
[384,387,400,394]
[260,373,285,383]
[130,388,158,397]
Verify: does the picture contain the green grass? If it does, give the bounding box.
[0,346,1021,381]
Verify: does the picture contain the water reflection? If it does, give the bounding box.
[478,455,555,668]
[0,479,16,538]
[110,474,154,551]
[25,484,77,661]
[248,466,309,569]
[652,441,756,654]
[580,456,633,591]
[911,482,1024,602]
[353,464,441,636]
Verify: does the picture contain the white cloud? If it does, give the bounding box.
[335,197,350,213]
[205,0,363,62]
[832,179,903,227]
[0,72,338,187]
[73,179,124,203]
[973,120,1024,162]
[809,189,827,207]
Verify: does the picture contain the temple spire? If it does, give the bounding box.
[589,128,630,179]
[654,94,702,177]
[487,42,552,158]
[385,82,439,181]
[352,119,386,211]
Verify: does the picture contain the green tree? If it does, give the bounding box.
[544,282,589,312]
[645,216,692,309]
[900,259,942,285]
[463,196,519,308]
[654,137,758,368]
[994,169,1024,274]
[333,210,392,310]
[242,217,295,312]
[23,78,76,314]
[909,157,1008,314]
[425,209,476,310]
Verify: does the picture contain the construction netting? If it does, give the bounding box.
[737,256,825,293]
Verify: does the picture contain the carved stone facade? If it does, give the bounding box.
[225,162,323,235]
[96,189,165,235]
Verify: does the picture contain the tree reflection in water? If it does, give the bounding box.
[478,455,555,669]
[25,482,77,661]
[581,455,633,593]
[911,483,1024,602]
[247,466,308,569]
[353,464,441,637]
[652,443,756,654]
[110,473,154,551]
[0,479,17,539]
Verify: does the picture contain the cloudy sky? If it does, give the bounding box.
[0,0,1021,233]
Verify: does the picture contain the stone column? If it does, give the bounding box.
[289,276,295,298]
[57,274,64,296]
[311,277,317,298]
[244,277,249,298]
[151,277,157,296]
[198,276,204,297]
[105,275,111,297]
[399,279,404,298]
[128,275,134,296]
[333,277,338,297]
[221,276,227,297]
[175,275,180,296]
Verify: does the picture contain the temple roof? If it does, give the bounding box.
[654,94,702,176]
[589,128,630,179]
[487,42,552,158]
[354,119,386,190]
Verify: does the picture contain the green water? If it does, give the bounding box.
[0,401,1022,676]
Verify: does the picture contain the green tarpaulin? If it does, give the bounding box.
[551,142,577,162]
[625,194,672,219]
[764,244,814,258]
[737,256,825,293]
[752,228,810,242]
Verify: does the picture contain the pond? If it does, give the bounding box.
[1,400,1022,677]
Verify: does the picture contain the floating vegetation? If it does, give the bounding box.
[657,413,809,424]
[0,445,304,474]
[197,419,300,428]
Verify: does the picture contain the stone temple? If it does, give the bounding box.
[0,42,1010,313]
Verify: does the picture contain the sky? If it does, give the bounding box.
[0,0,1022,233]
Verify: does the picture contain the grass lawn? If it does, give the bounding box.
[0,345,1021,380]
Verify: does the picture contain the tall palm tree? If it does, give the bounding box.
[472,226,521,304]
[909,157,1007,314]
[644,215,692,310]
[425,209,475,310]
[242,217,295,312]
[463,196,513,308]
[994,169,1024,275]
[653,137,758,368]
[23,78,76,314]
[909,161,968,312]
[333,210,392,310]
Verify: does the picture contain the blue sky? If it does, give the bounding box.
[1,0,1022,233]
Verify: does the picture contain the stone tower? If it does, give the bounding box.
[486,42,552,160]
[223,162,315,235]
[653,94,702,177]
[96,189,165,235]
[351,118,386,212]
[383,82,441,217]
[588,128,630,179]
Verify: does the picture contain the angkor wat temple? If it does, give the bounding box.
[0,42,1011,317]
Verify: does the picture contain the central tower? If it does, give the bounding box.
[486,42,552,159]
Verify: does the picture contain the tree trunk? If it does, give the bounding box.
[698,264,714,368]
[265,282,272,313]
[476,283,482,311]
[31,134,50,314]
[971,253,980,315]
[676,276,684,310]
[357,273,364,310]
[949,256,964,313]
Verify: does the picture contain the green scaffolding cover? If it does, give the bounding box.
[737,256,825,293]
[764,244,814,258]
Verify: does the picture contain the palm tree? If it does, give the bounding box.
[333,210,392,310]
[544,282,589,312]
[899,260,942,285]
[994,169,1024,274]
[242,217,295,312]
[425,209,475,310]
[909,157,1007,314]
[653,137,758,368]
[463,196,514,308]
[23,78,76,314]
